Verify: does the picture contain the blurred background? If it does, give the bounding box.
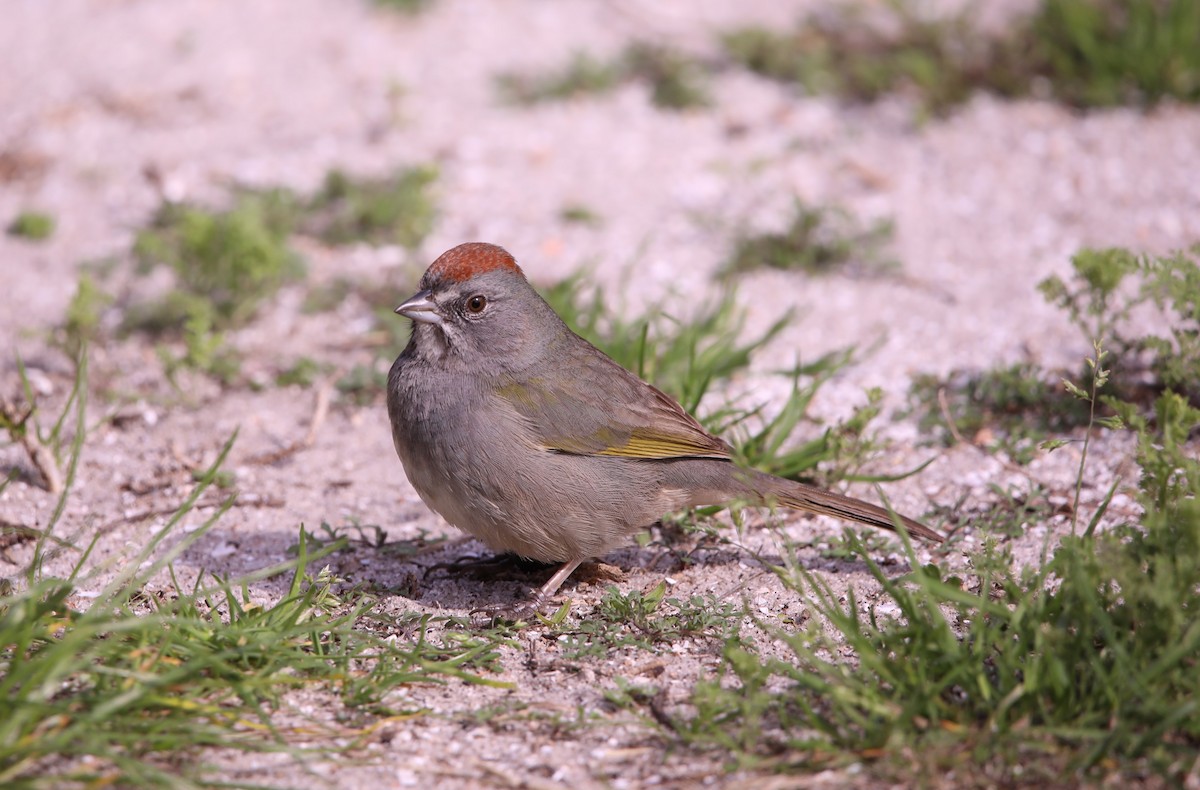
[2,0,1199,477]
[3,0,1197,379]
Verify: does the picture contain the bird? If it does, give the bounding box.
[387,242,942,618]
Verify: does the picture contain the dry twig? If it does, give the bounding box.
[247,376,335,465]
[0,398,63,493]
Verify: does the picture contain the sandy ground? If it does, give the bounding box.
[2,1,1199,787]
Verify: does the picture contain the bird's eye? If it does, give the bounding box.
[465,294,488,314]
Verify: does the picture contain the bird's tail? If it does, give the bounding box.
[750,470,944,544]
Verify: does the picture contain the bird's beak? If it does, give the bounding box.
[395,289,442,324]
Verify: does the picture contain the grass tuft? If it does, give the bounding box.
[497,43,710,110]
[542,273,909,498]
[119,166,436,386]
[669,243,1200,783]
[907,362,1090,463]
[1040,244,1200,405]
[539,274,791,415]
[559,203,603,227]
[56,275,112,359]
[1028,0,1200,107]
[551,582,744,661]
[722,0,1200,115]
[501,2,1200,118]
[124,192,304,385]
[722,200,895,278]
[132,191,304,330]
[623,42,712,110]
[274,356,328,388]
[498,52,622,105]
[306,166,438,249]
[910,244,1199,463]
[0,391,506,786]
[682,395,1200,778]
[0,352,86,496]
[372,0,435,14]
[6,211,55,241]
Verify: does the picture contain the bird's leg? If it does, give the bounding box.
[530,558,584,607]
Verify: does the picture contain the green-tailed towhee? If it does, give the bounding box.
[387,242,942,615]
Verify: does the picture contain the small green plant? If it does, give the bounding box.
[497,43,710,110]
[158,306,242,385]
[6,210,55,241]
[539,274,791,414]
[0,354,86,495]
[496,52,625,105]
[133,192,304,327]
[553,582,743,660]
[275,356,327,388]
[907,362,1090,462]
[722,0,1200,115]
[911,244,1198,466]
[1139,250,1200,402]
[101,166,434,389]
[1038,247,1141,346]
[559,203,603,226]
[932,481,1058,539]
[677,315,1200,782]
[126,190,304,384]
[715,355,851,479]
[623,42,711,110]
[721,6,1020,116]
[1048,340,1126,533]
[0,426,508,786]
[302,277,356,313]
[372,0,435,14]
[1111,391,1200,516]
[718,358,908,487]
[335,363,390,406]
[306,166,438,249]
[542,273,905,490]
[1040,244,1200,404]
[722,201,895,277]
[56,274,112,358]
[1028,0,1200,107]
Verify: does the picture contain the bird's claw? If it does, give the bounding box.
[470,592,547,627]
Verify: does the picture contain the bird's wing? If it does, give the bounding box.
[494,344,732,461]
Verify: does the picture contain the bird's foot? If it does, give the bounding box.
[470,592,548,627]
[467,558,585,627]
[573,560,624,585]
